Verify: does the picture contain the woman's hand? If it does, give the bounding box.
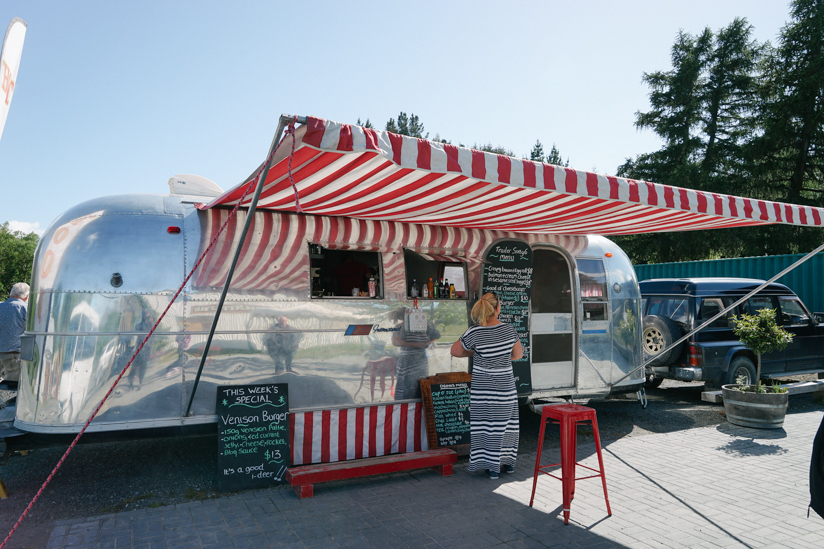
[450,340,473,357]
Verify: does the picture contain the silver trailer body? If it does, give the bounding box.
[17,193,642,434]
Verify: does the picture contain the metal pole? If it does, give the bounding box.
[613,241,824,387]
[184,114,297,417]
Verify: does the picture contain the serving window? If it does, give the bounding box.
[309,244,382,298]
[403,249,468,299]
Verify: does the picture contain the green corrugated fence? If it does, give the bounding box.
[633,252,824,315]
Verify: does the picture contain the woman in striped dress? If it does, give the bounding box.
[451,292,523,479]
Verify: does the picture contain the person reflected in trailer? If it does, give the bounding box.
[263,316,303,374]
[165,333,191,379]
[128,306,155,390]
[392,308,441,400]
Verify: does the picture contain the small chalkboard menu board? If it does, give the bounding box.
[420,372,472,455]
[216,383,289,492]
[482,239,534,394]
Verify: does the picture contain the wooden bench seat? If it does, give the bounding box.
[285,448,458,498]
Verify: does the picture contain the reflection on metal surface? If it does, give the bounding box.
[18,194,640,434]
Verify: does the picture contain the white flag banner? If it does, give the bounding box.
[0,17,27,142]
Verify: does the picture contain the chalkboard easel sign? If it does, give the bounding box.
[419,372,472,456]
[482,239,534,395]
[216,383,290,492]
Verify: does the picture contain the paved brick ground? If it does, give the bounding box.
[47,411,824,548]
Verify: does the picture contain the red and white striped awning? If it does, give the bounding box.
[203,116,824,235]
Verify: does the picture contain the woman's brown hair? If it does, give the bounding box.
[471,292,500,326]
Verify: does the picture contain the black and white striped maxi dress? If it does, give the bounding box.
[459,323,519,473]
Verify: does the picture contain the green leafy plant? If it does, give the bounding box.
[771,381,788,394]
[731,308,793,392]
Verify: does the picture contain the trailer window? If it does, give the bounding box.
[577,259,608,321]
[309,244,382,298]
[403,250,467,299]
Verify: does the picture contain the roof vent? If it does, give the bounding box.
[168,174,224,197]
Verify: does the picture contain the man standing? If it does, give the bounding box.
[0,282,29,388]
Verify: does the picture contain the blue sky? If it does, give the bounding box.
[0,0,792,235]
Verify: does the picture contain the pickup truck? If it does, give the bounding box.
[640,278,824,389]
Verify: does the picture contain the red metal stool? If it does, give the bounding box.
[529,403,611,524]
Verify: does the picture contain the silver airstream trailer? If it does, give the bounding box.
[8,113,682,463]
[14,190,642,442]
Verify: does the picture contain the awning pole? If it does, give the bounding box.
[613,240,824,387]
[184,114,298,417]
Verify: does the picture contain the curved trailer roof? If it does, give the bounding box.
[202,115,824,235]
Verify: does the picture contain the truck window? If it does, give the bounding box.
[403,249,467,299]
[697,297,736,328]
[309,244,382,298]
[745,296,774,315]
[647,297,690,325]
[777,296,810,326]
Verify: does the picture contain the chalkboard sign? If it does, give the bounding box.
[420,372,472,455]
[482,240,534,394]
[216,383,290,492]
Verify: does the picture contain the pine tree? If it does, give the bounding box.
[529,140,545,162]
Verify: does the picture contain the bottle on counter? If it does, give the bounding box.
[444,279,450,298]
[428,278,434,298]
[422,284,429,298]
[439,279,445,297]
[368,275,376,298]
[433,280,439,298]
[410,279,419,298]
[449,282,456,299]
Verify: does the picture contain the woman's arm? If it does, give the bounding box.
[450,340,473,358]
[511,340,523,360]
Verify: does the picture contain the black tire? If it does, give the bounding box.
[644,373,664,390]
[642,315,684,367]
[725,355,756,386]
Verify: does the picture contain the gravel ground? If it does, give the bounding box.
[1,375,822,549]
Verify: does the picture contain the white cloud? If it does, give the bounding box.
[6,221,45,236]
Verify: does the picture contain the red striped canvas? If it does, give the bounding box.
[203,115,824,234]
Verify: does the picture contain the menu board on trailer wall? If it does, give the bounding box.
[481,240,534,394]
[216,383,290,492]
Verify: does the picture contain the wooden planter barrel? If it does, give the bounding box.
[722,385,789,429]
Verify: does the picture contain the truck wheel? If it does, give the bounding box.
[726,356,756,386]
[644,373,664,390]
[642,315,684,367]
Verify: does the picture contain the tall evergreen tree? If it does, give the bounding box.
[529,140,545,162]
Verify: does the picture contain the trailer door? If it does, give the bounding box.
[530,249,575,389]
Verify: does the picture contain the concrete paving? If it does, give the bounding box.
[46,410,824,548]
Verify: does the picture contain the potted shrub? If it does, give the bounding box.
[722,308,793,429]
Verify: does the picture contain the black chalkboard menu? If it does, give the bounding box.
[482,240,534,394]
[420,372,472,454]
[216,384,290,492]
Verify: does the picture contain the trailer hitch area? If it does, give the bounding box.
[636,387,648,409]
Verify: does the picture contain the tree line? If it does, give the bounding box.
[611,0,824,263]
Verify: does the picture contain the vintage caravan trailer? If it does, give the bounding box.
[13,115,824,464]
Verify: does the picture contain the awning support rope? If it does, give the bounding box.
[0,116,299,549]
